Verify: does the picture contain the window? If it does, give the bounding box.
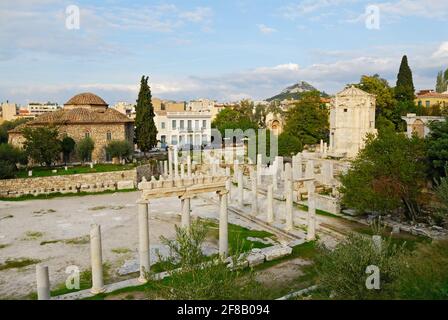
[188,120,192,130]
[343,108,348,113]
[202,120,207,129]
[171,135,178,145]
[106,132,112,141]
[161,122,165,129]
[85,131,91,138]
[418,101,422,107]
[195,120,199,130]
[161,104,166,111]
[426,101,430,108]
[180,120,184,129]
[172,120,177,129]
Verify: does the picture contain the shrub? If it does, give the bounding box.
[60,136,76,164]
[105,140,133,161]
[0,143,27,178]
[76,137,95,162]
[315,233,406,299]
[23,127,61,166]
[277,133,303,157]
[148,221,265,300]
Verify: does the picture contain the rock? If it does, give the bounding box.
[246,252,265,267]
[117,180,134,190]
[260,245,293,261]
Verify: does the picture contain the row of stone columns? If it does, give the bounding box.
[165,148,193,178]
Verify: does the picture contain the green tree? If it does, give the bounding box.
[395,55,415,102]
[355,75,407,130]
[339,127,427,221]
[426,117,448,179]
[135,75,157,154]
[60,136,75,165]
[277,133,302,157]
[253,104,267,128]
[435,69,448,93]
[0,143,27,178]
[76,137,95,163]
[283,91,328,145]
[0,118,30,144]
[212,108,258,137]
[105,140,133,161]
[22,127,61,167]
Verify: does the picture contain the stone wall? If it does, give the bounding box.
[0,169,137,198]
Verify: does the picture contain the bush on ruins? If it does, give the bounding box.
[76,137,95,163]
[0,143,27,179]
[277,133,302,157]
[105,140,133,162]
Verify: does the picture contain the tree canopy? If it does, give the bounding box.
[212,107,258,137]
[283,91,328,145]
[135,75,157,153]
[426,117,448,179]
[105,140,133,161]
[76,137,95,163]
[22,126,61,167]
[60,136,76,165]
[339,127,427,221]
[395,55,415,102]
[277,133,303,157]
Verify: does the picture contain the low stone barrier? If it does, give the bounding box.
[314,194,341,215]
[0,169,137,198]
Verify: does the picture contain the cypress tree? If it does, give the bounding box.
[135,75,158,154]
[395,55,415,102]
[436,71,444,93]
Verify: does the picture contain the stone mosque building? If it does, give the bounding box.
[9,93,134,162]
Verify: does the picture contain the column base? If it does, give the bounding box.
[90,286,106,294]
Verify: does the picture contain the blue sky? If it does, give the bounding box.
[1,0,448,105]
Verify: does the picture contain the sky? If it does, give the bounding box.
[1,0,448,105]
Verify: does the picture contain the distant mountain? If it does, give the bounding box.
[266,81,329,102]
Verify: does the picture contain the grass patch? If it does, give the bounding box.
[0,188,137,202]
[16,163,136,179]
[40,235,89,246]
[201,218,276,252]
[23,231,44,240]
[111,247,132,254]
[0,258,41,271]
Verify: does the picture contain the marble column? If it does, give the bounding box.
[251,170,258,216]
[180,163,185,178]
[163,160,168,176]
[238,171,244,207]
[174,146,179,178]
[267,184,274,223]
[285,163,293,231]
[305,160,314,179]
[90,224,105,293]
[225,167,231,202]
[233,160,239,182]
[219,192,229,257]
[168,148,173,177]
[138,202,150,283]
[36,264,50,300]
[320,139,324,154]
[272,170,278,191]
[181,197,191,229]
[187,155,192,177]
[306,192,316,241]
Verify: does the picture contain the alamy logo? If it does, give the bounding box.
[66,5,80,30]
[365,5,380,30]
[65,265,80,290]
[365,265,380,290]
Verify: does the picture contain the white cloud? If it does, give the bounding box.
[375,0,448,19]
[432,42,448,58]
[257,24,277,34]
[279,0,358,20]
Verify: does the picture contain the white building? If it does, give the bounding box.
[112,102,135,119]
[329,86,377,158]
[26,102,61,116]
[155,111,212,149]
[187,99,215,112]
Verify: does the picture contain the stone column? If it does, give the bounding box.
[267,184,274,223]
[181,197,191,229]
[285,163,293,231]
[180,163,185,178]
[320,139,324,154]
[251,170,258,216]
[305,160,314,179]
[138,202,150,283]
[233,160,239,182]
[219,192,228,257]
[225,168,231,202]
[163,160,168,176]
[174,146,179,178]
[168,148,173,177]
[238,171,244,207]
[272,170,278,191]
[90,224,105,293]
[187,155,192,177]
[372,235,382,253]
[36,264,50,300]
[306,193,316,241]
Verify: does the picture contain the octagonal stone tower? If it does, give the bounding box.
[329,86,377,158]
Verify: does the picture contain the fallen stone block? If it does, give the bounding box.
[246,252,265,267]
[260,245,293,261]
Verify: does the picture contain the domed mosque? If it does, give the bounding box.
[9,93,134,162]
